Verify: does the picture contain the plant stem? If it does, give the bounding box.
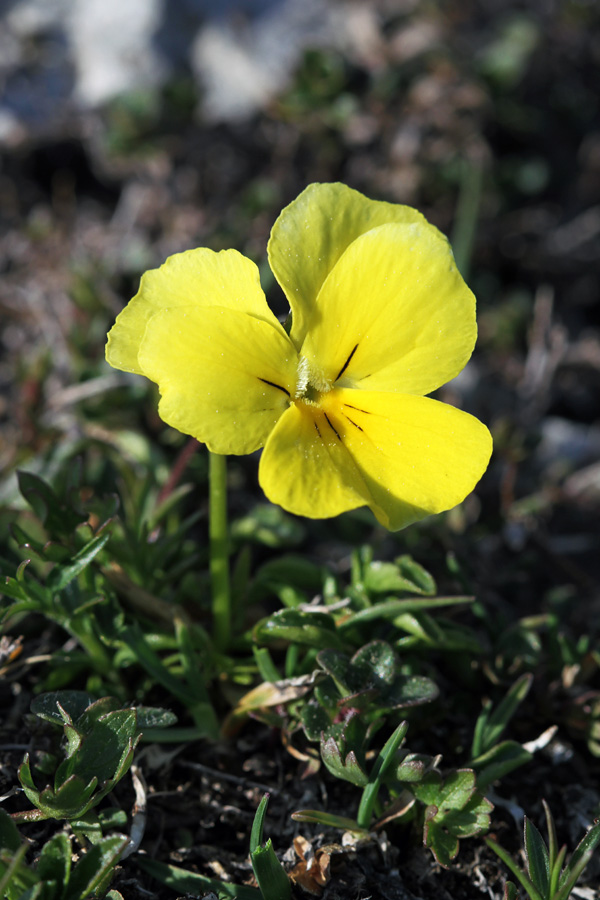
[451,153,484,281]
[209,451,231,650]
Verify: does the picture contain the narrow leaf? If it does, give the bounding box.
[291,809,364,831]
[0,808,22,851]
[138,858,260,898]
[37,832,72,888]
[251,839,291,900]
[67,834,129,897]
[485,837,544,900]
[357,721,409,829]
[481,674,533,754]
[250,794,269,856]
[524,817,550,896]
[48,532,110,592]
[556,819,600,897]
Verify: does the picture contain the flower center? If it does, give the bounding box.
[295,356,331,404]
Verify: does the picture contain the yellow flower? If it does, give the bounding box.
[106,183,492,530]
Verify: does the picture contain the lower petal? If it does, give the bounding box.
[138,306,298,454]
[322,389,493,530]
[258,402,368,519]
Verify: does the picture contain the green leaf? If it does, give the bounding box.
[317,649,352,694]
[75,698,122,733]
[394,555,437,594]
[117,625,206,717]
[0,841,38,900]
[290,809,364,832]
[36,833,71,889]
[17,471,58,524]
[485,837,544,900]
[251,555,324,595]
[17,756,41,808]
[65,709,139,786]
[138,858,261,899]
[321,735,369,787]
[71,811,104,846]
[542,799,559,874]
[414,770,493,867]
[47,532,110,592]
[231,504,305,548]
[556,818,600,899]
[253,609,346,651]
[0,809,22,852]
[351,641,396,685]
[300,703,332,741]
[1,575,30,603]
[253,647,281,683]
[471,740,533,790]
[317,642,438,713]
[250,794,269,855]
[424,807,460,867]
[339,595,473,629]
[30,692,98,727]
[251,839,292,900]
[473,674,533,757]
[17,471,86,535]
[363,560,433,596]
[395,753,432,783]
[249,796,291,900]
[524,818,550,896]
[134,707,177,729]
[357,721,409,828]
[38,775,98,819]
[380,675,439,711]
[67,834,129,898]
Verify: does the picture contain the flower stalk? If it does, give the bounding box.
[209,451,231,650]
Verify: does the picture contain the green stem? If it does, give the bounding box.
[68,619,119,681]
[451,153,484,281]
[209,452,231,650]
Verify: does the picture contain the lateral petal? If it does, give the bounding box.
[321,389,493,531]
[258,402,367,519]
[138,306,298,454]
[106,248,283,375]
[267,183,437,350]
[301,223,476,396]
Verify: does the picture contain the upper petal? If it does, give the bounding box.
[258,402,367,519]
[321,389,493,530]
[267,183,438,350]
[300,223,476,396]
[106,248,283,375]
[138,306,298,454]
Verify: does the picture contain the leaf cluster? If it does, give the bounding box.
[13,693,174,832]
[2,469,600,895]
[0,808,126,900]
[486,801,600,900]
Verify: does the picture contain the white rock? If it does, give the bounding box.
[67,0,165,106]
[6,0,72,36]
[191,0,342,121]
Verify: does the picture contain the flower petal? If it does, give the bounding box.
[106,248,282,375]
[137,306,298,454]
[258,402,368,519]
[321,389,493,530]
[267,183,436,349]
[300,223,476,396]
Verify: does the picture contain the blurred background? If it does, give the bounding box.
[0,0,599,614]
